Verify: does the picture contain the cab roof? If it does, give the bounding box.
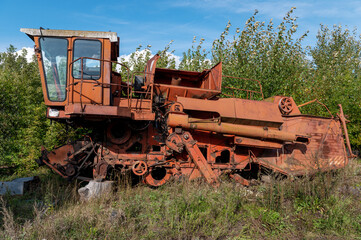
[20,28,118,42]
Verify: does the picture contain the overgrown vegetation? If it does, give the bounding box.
[1,160,361,239]
[1,9,360,172]
[120,8,361,152]
[0,48,90,175]
[0,8,361,239]
[0,47,50,174]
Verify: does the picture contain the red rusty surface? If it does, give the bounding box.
[167,113,309,143]
[176,96,284,127]
[24,28,353,187]
[167,131,219,187]
[259,115,348,175]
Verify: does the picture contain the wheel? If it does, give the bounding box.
[144,167,172,187]
[279,97,293,114]
[106,122,131,145]
[132,161,148,176]
[169,102,183,112]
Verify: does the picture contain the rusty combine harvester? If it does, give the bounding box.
[21,28,353,187]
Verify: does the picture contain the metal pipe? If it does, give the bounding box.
[338,104,355,158]
[297,99,333,118]
[167,113,309,143]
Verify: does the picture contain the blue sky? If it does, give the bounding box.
[1,0,361,57]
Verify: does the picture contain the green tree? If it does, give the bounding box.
[0,46,72,173]
[179,36,211,71]
[210,8,310,101]
[118,42,179,81]
[310,25,361,151]
[0,46,44,170]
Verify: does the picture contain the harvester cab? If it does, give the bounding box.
[21,28,123,117]
[21,28,354,187]
[21,28,223,122]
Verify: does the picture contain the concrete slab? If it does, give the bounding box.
[78,180,113,201]
[0,176,39,195]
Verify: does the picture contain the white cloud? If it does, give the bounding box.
[16,46,182,72]
[119,49,151,63]
[164,52,182,68]
[16,47,35,62]
[117,49,181,72]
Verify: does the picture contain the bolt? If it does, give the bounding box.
[183,133,189,140]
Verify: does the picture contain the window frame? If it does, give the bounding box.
[39,37,69,102]
[71,39,102,81]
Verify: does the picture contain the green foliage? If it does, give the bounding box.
[0,8,360,239]
[179,36,211,71]
[118,41,179,81]
[118,8,361,155]
[0,46,74,174]
[210,8,310,101]
[1,7,361,174]
[156,40,178,69]
[119,45,152,75]
[310,25,361,150]
[179,8,361,152]
[0,46,44,171]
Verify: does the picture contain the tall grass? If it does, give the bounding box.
[1,160,360,239]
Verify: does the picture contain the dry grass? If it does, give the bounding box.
[0,160,360,240]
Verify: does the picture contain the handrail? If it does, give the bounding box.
[130,71,154,110]
[68,56,131,108]
[297,99,333,118]
[68,57,154,112]
[222,75,264,100]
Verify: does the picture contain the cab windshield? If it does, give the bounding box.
[39,37,68,102]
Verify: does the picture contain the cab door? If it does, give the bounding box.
[69,38,103,105]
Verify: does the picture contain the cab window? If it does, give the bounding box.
[39,37,68,102]
[72,40,101,80]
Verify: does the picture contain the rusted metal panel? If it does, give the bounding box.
[177,97,284,127]
[152,61,222,100]
[65,104,132,117]
[259,116,348,175]
[118,98,152,109]
[131,111,155,120]
[234,136,282,149]
[103,39,112,106]
[154,84,220,101]
[23,28,352,188]
[166,131,219,187]
[167,113,309,143]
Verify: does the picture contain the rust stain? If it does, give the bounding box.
[25,28,353,187]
